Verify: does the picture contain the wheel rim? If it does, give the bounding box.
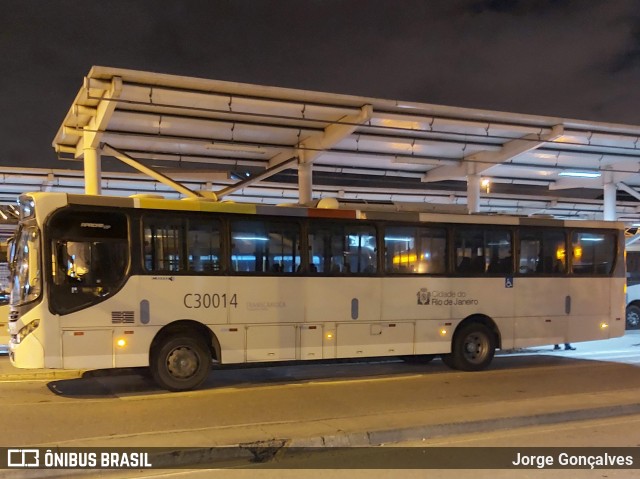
[462,332,490,365]
[166,346,199,379]
[628,310,640,328]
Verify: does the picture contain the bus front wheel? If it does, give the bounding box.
[441,323,496,371]
[150,335,211,391]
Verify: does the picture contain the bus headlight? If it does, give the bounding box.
[16,319,40,344]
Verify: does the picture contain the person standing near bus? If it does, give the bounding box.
[554,343,575,351]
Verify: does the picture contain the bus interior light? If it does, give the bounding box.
[232,236,269,241]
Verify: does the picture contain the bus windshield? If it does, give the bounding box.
[10,225,41,306]
[49,209,129,314]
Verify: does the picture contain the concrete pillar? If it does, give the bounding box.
[603,181,616,221]
[467,174,480,214]
[83,147,102,195]
[298,160,313,205]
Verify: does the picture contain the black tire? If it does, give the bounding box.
[150,335,211,391]
[400,354,435,364]
[443,322,496,371]
[627,305,640,330]
[440,352,455,368]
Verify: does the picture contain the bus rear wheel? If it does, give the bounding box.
[626,305,640,330]
[441,323,496,372]
[150,335,211,391]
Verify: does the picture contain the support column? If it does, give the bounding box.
[467,174,480,214]
[298,159,313,205]
[603,181,617,221]
[83,146,102,195]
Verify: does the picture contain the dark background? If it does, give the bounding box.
[2,0,640,168]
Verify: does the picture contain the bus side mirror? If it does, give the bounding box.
[6,237,14,264]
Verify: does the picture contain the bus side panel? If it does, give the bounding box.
[381,277,451,354]
[514,278,568,348]
[62,329,113,369]
[213,326,245,363]
[336,322,413,357]
[610,277,626,335]
[304,277,382,324]
[299,323,324,360]
[569,278,614,342]
[229,277,305,325]
[246,324,296,361]
[114,326,159,368]
[305,277,387,359]
[611,277,626,336]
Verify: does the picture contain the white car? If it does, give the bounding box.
[626,283,640,330]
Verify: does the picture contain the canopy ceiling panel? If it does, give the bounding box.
[45,66,640,221]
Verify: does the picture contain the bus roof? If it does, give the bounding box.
[22,192,625,229]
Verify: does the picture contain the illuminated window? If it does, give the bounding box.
[384,226,446,274]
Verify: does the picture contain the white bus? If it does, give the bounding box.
[8,192,626,391]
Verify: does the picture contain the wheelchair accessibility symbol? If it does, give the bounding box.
[505,276,514,288]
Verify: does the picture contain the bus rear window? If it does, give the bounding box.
[571,231,616,275]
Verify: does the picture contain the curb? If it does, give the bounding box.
[290,402,640,448]
[11,399,640,479]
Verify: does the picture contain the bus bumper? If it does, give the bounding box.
[8,334,45,369]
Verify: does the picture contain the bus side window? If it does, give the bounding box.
[384,226,446,275]
[454,228,484,275]
[519,229,567,275]
[187,219,221,273]
[308,224,340,274]
[230,220,300,273]
[308,222,376,275]
[486,229,512,275]
[144,219,183,272]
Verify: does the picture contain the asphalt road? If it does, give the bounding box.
[11,414,640,479]
[1,333,640,450]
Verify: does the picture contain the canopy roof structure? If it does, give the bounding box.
[38,66,640,223]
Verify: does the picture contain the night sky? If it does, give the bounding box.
[2,0,640,169]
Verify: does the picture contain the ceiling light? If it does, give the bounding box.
[558,171,601,178]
